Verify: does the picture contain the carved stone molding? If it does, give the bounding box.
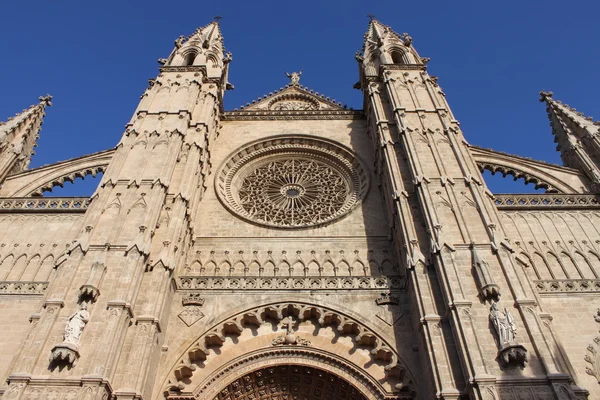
[215,135,369,229]
[165,301,414,396]
[222,110,363,121]
[586,330,600,383]
[494,194,600,210]
[0,281,48,295]
[166,347,415,400]
[534,279,600,294]
[204,365,365,400]
[176,276,405,291]
[0,197,90,213]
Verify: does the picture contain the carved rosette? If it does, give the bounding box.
[215,136,369,229]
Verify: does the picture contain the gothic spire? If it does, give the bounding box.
[540,91,600,190]
[357,18,424,85]
[0,95,52,180]
[162,19,230,83]
[540,91,600,144]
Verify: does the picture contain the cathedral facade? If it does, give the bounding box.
[0,18,599,400]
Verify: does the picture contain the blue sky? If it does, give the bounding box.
[1,0,599,195]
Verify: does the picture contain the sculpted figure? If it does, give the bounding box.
[489,301,517,346]
[285,70,303,84]
[63,304,90,345]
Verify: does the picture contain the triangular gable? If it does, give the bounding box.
[236,83,347,112]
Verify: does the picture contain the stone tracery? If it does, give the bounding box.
[216,136,369,228]
[238,158,350,227]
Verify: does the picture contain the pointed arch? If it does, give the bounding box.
[546,252,567,279]
[188,260,202,275]
[20,254,41,281]
[338,258,351,276]
[559,252,582,279]
[321,259,335,276]
[574,251,597,279]
[6,254,27,281]
[352,258,366,277]
[306,259,320,277]
[0,254,15,280]
[532,252,552,280]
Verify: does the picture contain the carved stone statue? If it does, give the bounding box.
[49,304,90,366]
[174,35,185,48]
[489,301,527,367]
[490,301,517,345]
[63,304,90,345]
[285,70,303,85]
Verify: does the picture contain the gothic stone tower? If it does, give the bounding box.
[0,17,599,400]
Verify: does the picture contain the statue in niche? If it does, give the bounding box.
[63,304,90,345]
[489,301,517,346]
[285,70,303,85]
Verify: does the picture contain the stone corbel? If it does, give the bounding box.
[49,342,81,367]
[497,343,528,368]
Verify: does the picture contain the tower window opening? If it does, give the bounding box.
[184,51,197,66]
[391,50,406,64]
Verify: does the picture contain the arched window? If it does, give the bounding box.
[183,51,198,66]
[391,50,406,64]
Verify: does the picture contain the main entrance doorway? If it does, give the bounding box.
[212,364,368,400]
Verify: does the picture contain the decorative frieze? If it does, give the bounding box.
[176,275,405,291]
[0,197,90,212]
[0,280,48,295]
[222,110,363,121]
[494,194,600,209]
[534,279,600,294]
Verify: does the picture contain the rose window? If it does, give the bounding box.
[216,136,369,229]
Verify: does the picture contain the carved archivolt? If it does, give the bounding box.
[215,135,369,228]
[164,301,415,397]
[208,364,365,400]
[178,349,408,400]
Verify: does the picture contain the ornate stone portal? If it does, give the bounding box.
[212,365,367,400]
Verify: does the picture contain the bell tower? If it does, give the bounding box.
[357,18,584,399]
[4,19,228,400]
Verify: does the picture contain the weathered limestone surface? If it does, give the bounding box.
[0,17,598,400]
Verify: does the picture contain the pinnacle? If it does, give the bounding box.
[0,95,51,132]
[542,92,598,129]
